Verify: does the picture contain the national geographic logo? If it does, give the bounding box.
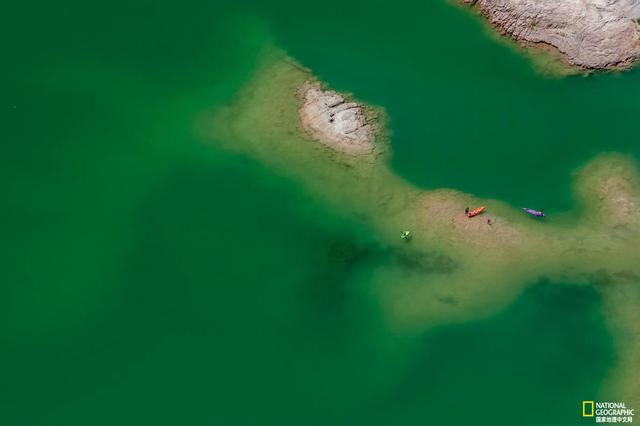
[584,401,595,417]
[582,401,635,423]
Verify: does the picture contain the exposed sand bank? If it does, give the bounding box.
[207,47,640,402]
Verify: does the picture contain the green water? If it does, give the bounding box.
[258,0,640,211]
[2,0,634,424]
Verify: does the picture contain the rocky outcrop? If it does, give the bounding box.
[463,0,640,69]
[298,81,376,155]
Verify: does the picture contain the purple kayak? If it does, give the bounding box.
[523,208,545,217]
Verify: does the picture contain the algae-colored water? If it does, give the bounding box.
[2,1,638,425]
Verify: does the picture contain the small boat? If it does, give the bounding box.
[466,206,486,218]
[522,208,545,217]
[400,230,412,240]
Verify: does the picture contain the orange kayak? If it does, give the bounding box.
[467,206,486,218]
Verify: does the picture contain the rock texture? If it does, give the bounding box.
[298,81,376,155]
[463,0,640,69]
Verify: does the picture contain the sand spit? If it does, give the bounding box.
[208,48,640,296]
[208,48,640,401]
[298,81,377,155]
[416,189,530,252]
[461,0,640,69]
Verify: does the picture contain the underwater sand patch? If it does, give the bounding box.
[207,46,640,403]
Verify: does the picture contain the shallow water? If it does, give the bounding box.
[2,0,636,424]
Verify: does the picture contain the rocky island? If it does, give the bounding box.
[462,0,640,69]
[298,81,377,155]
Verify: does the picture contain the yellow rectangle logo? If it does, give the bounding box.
[583,401,595,417]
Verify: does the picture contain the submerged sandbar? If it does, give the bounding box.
[208,47,640,404]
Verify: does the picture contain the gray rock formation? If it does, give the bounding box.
[463,0,640,69]
[298,82,376,155]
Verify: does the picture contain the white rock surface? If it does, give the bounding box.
[464,0,640,68]
[298,82,376,155]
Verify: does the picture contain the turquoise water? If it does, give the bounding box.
[1,0,632,424]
